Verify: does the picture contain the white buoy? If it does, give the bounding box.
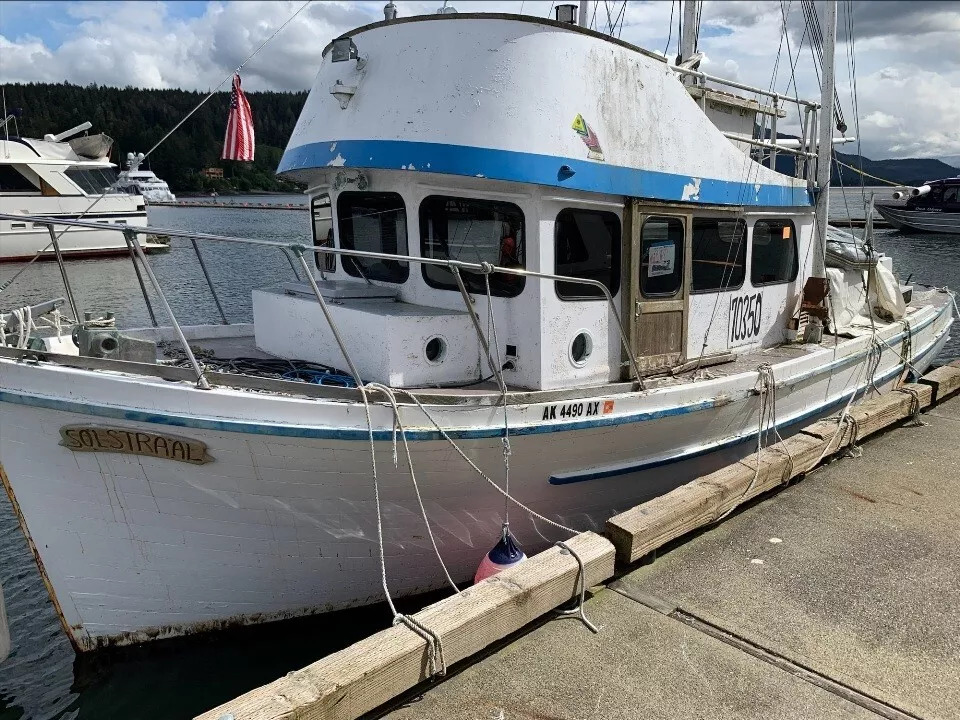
[474,527,526,583]
[0,580,10,663]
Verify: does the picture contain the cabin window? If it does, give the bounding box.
[311,194,336,273]
[691,218,747,293]
[751,220,798,285]
[640,216,685,297]
[65,167,120,195]
[0,165,39,193]
[337,192,409,283]
[420,195,525,297]
[944,186,959,204]
[555,208,621,300]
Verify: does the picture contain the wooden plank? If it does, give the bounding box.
[196,532,615,720]
[918,364,960,406]
[606,383,934,565]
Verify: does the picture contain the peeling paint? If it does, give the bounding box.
[326,153,346,167]
[681,177,702,201]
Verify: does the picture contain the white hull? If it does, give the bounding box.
[0,300,952,651]
[0,195,153,261]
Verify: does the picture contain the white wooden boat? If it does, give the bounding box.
[0,6,954,652]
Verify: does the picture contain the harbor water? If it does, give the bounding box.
[1,191,958,719]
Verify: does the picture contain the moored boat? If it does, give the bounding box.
[116,152,177,203]
[875,177,960,234]
[0,3,954,653]
[0,120,166,262]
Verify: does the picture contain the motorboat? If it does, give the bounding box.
[0,120,166,261]
[875,177,960,234]
[0,3,953,652]
[116,152,177,203]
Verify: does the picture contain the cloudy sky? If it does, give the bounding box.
[1,0,958,163]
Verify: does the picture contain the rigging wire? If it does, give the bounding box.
[663,1,676,57]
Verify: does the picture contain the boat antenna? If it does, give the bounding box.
[142,0,312,162]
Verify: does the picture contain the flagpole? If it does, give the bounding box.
[143,0,312,161]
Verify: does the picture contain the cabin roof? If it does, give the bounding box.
[324,12,667,65]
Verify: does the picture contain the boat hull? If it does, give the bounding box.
[875,204,960,235]
[0,196,154,261]
[0,301,953,651]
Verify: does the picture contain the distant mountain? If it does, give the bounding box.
[767,135,959,187]
[832,153,960,187]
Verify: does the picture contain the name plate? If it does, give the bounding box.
[60,425,213,465]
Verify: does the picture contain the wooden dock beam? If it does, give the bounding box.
[606,366,960,566]
[196,532,614,720]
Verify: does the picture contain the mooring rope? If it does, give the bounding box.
[365,382,461,595]
[395,388,581,536]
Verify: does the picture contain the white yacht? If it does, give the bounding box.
[0,121,165,261]
[116,152,177,203]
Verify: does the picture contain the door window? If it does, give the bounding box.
[640,216,684,297]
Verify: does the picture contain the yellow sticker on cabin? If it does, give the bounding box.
[571,114,589,137]
[59,425,213,465]
[783,226,792,239]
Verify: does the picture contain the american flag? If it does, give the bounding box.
[222,73,255,161]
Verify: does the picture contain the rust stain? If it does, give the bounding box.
[0,462,83,652]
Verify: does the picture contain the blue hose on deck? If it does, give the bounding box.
[281,368,357,388]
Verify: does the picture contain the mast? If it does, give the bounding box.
[812,0,838,280]
[578,1,591,28]
[679,1,699,63]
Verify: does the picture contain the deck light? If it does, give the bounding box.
[331,37,359,63]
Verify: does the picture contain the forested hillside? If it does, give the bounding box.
[2,82,308,193]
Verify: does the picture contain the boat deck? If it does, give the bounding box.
[143,287,947,398]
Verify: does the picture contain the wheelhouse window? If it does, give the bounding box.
[337,192,408,283]
[751,219,799,285]
[555,208,621,300]
[65,166,121,195]
[420,195,525,297]
[0,165,39,193]
[640,216,684,297]
[311,194,335,273]
[691,218,747,293]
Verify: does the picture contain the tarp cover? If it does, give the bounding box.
[827,263,906,337]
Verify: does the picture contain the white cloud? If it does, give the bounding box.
[0,0,958,162]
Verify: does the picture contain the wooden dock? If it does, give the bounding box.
[198,361,960,720]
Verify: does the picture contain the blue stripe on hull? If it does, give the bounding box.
[278,139,813,208]
[549,327,948,484]
[0,304,950,456]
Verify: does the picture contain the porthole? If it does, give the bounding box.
[425,336,447,364]
[569,331,593,367]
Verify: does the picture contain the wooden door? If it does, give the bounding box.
[623,202,690,376]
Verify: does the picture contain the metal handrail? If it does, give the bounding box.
[670,66,820,109]
[0,212,645,388]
